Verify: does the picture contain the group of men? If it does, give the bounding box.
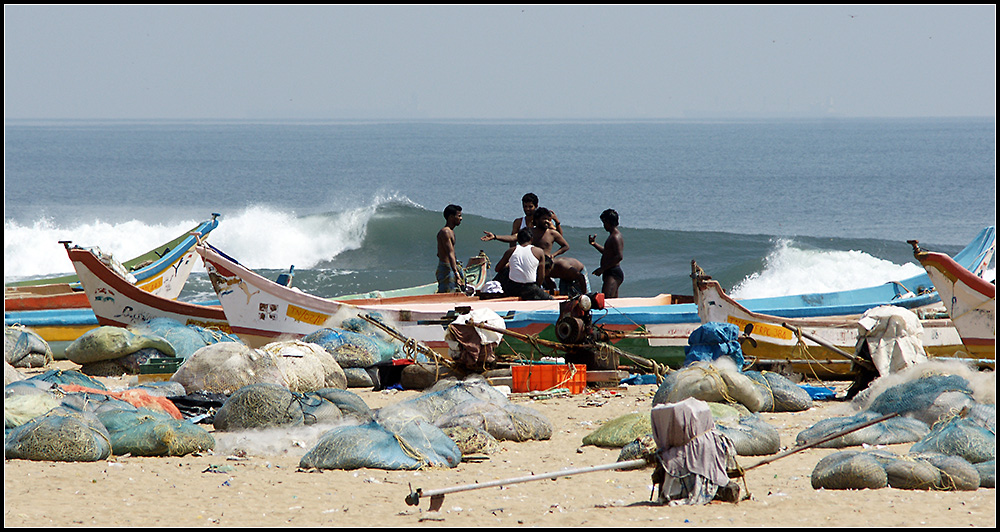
[436,193,624,300]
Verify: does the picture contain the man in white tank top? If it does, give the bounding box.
[495,228,552,300]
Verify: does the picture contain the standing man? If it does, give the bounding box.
[589,208,624,298]
[437,204,465,293]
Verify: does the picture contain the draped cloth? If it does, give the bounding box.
[651,397,735,505]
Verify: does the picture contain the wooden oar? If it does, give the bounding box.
[781,322,877,371]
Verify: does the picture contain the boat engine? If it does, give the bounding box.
[553,292,622,372]
[555,292,608,344]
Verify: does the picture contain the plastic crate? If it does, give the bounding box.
[137,357,183,383]
[511,364,587,394]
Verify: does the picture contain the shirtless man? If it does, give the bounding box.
[436,204,464,293]
[510,193,562,238]
[549,257,590,297]
[495,228,551,300]
[589,208,624,298]
[484,207,568,259]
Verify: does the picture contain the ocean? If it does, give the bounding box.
[4,118,995,303]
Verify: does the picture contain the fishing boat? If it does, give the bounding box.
[4,215,220,351]
[4,214,221,312]
[196,226,994,372]
[693,271,979,377]
[60,241,493,341]
[910,239,996,359]
[64,242,231,332]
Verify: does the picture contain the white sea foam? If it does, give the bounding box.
[2,199,395,281]
[729,238,926,298]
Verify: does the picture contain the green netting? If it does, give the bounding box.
[4,408,112,462]
[299,419,462,470]
[796,411,930,448]
[97,408,215,456]
[5,326,53,368]
[581,412,652,448]
[909,415,995,464]
[616,434,658,468]
[811,450,888,490]
[60,392,137,415]
[744,371,813,412]
[213,383,305,431]
[79,347,165,376]
[64,326,174,365]
[812,449,982,491]
[441,426,503,455]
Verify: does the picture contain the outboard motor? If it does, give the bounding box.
[555,292,607,344]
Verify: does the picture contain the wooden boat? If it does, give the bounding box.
[64,243,231,332]
[196,226,994,372]
[4,214,221,312]
[4,215,220,351]
[911,239,996,359]
[693,272,979,377]
[60,241,492,341]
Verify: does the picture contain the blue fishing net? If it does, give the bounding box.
[744,370,813,412]
[97,407,215,457]
[299,418,461,471]
[131,317,240,360]
[683,322,744,369]
[303,327,388,369]
[909,415,995,465]
[27,369,107,391]
[796,411,930,448]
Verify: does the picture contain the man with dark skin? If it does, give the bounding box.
[436,204,464,293]
[494,228,552,300]
[509,193,563,240]
[589,208,624,298]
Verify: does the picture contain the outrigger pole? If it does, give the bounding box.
[404,410,900,509]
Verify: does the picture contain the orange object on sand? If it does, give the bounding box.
[59,385,183,419]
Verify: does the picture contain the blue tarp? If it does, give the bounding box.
[683,322,745,369]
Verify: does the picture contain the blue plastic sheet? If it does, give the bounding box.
[683,322,745,369]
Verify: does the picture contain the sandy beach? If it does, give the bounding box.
[4,361,996,528]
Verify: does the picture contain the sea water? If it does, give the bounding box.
[4,118,995,301]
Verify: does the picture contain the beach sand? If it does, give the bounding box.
[4,361,996,528]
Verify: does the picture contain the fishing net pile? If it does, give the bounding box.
[304,314,421,388]
[811,449,985,491]
[804,362,995,490]
[5,369,214,461]
[653,360,767,413]
[171,340,347,394]
[299,417,462,471]
[212,383,375,431]
[63,326,176,376]
[129,317,242,360]
[5,325,53,368]
[582,412,652,448]
[797,362,994,451]
[376,377,554,442]
[743,370,814,412]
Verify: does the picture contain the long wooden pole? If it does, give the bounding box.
[781,322,877,371]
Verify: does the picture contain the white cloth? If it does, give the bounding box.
[855,305,928,376]
[447,308,505,345]
[508,244,539,284]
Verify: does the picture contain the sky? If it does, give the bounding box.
[4,5,996,120]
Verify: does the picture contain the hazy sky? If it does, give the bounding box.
[4,5,996,120]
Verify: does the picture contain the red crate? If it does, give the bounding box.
[511,364,587,394]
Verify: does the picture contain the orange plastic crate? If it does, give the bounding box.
[511,364,587,394]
